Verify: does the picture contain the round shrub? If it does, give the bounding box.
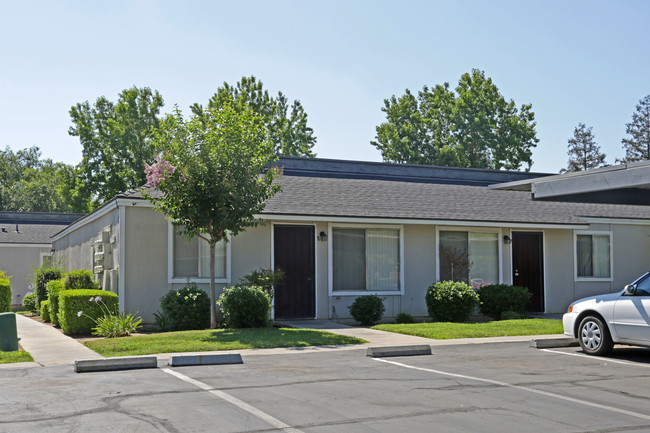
[348,295,386,326]
[478,284,531,320]
[40,300,51,322]
[22,292,38,313]
[64,269,99,291]
[218,285,270,328]
[160,284,210,331]
[425,281,479,322]
[395,312,415,324]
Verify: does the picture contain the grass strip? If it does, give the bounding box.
[372,319,564,339]
[85,327,366,357]
[0,351,34,364]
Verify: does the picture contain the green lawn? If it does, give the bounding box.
[372,319,564,339]
[0,351,34,364]
[85,328,367,357]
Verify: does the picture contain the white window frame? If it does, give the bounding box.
[435,226,503,284]
[574,230,613,282]
[328,223,405,296]
[167,223,231,284]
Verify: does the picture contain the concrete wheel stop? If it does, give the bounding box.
[530,337,578,349]
[169,354,243,367]
[367,345,432,358]
[75,356,158,373]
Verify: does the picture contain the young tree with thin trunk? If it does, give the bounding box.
[562,123,607,172]
[144,102,281,328]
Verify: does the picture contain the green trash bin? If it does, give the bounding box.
[0,312,18,351]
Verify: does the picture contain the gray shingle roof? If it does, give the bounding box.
[0,212,84,244]
[122,175,650,226]
[262,176,650,225]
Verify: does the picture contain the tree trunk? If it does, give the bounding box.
[209,240,217,329]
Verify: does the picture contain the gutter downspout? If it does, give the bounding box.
[117,202,126,314]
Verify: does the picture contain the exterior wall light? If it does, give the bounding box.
[503,235,512,245]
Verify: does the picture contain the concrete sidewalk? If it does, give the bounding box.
[11,313,103,367]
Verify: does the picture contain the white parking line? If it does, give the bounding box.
[540,348,650,367]
[374,358,650,422]
[161,368,304,433]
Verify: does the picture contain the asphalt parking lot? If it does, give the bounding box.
[2,342,650,433]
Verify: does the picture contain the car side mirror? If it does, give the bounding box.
[624,284,636,295]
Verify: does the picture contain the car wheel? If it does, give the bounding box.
[578,315,613,356]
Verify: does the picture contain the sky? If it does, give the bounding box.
[1,0,649,174]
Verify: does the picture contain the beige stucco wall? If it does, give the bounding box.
[53,208,119,274]
[0,245,50,305]
[53,203,650,322]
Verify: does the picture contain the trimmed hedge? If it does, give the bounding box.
[425,281,479,322]
[22,292,38,313]
[46,279,66,326]
[41,300,51,322]
[59,290,118,335]
[64,269,98,291]
[0,277,10,313]
[218,286,271,328]
[32,267,63,308]
[348,295,385,325]
[159,284,210,331]
[478,284,531,320]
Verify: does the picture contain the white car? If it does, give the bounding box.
[563,271,650,355]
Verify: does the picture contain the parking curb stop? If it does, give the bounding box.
[367,345,432,358]
[75,356,158,373]
[530,338,578,349]
[169,354,243,366]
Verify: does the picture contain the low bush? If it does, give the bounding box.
[40,300,51,322]
[218,285,271,328]
[46,279,66,326]
[59,290,118,335]
[32,266,63,308]
[238,268,285,298]
[64,269,99,291]
[478,284,531,320]
[0,277,10,313]
[425,281,479,322]
[91,310,142,338]
[348,295,386,326]
[160,284,210,331]
[395,312,415,324]
[501,310,526,320]
[21,292,38,313]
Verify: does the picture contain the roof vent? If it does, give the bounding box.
[15,224,19,233]
[1,228,6,233]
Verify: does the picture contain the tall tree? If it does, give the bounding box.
[562,123,607,172]
[0,146,92,213]
[619,95,650,163]
[372,69,539,170]
[145,102,281,328]
[191,76,316,157]
[69,87,164,204]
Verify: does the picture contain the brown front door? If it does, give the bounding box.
[512,232,544,312]
[273,225,315,319]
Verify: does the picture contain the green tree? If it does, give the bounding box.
[69,87,164,205]
[191,76,316,157]
[619,95,650,163]
[562,123,607,172]
[145,102,281,328]
[0,146,92,213]
[372,69,539,170]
